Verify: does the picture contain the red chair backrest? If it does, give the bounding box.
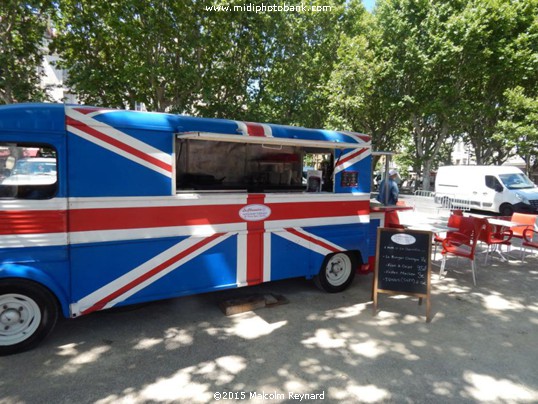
[458,216,477,243]
[447,213,464,230]
[444,217,486,259]
[478,221,499,243]
[470,218,488,256]
[445,215,480,248]
[511,213,537,237]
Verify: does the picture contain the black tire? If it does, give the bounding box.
[314,252,357,293]
[499,203,514,217]
[0,279,59,356]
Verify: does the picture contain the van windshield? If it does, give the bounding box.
[499,173,535,190]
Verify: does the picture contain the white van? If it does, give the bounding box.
[435,165,538,216]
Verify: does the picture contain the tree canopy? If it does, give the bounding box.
[51,0,359,128]
[0,0,53,104]
[2,0,537,180]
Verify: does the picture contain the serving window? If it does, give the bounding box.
[175,136,334,193]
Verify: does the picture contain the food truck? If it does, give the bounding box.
[0,103,373,354]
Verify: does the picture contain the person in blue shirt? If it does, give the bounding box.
[377,169,399,205]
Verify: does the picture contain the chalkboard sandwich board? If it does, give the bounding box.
[373,227,432,322]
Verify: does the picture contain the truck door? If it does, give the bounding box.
[0,139,70,296]
[482,175,503,211]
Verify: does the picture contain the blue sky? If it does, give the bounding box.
[363,0,376,12]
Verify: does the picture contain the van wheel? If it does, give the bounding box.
[499,203,514,217]
[0,280,59,356]
[314,252,356,293]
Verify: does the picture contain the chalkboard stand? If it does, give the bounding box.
[372,227,432,323]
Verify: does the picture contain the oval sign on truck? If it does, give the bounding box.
[391,233,416,245]
[239,204,271,221]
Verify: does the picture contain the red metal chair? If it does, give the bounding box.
[522,228,538,260]
[448,214,476,246]
[439,217,487,286]
[478,222,513,264]
[433,210,465,257]
[504,213,537,259]
[509,213,537,240]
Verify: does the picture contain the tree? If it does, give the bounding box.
[373,0,465,190]
[495,87,538,175]
[249,0,361,128]
[358,0,538,187]
[450,0,538,165]
[325,13,407,169]
[0,0,53,104]
[51,0,355,127]
[52,0,213,112]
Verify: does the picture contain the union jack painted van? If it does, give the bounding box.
[0,103,372,354]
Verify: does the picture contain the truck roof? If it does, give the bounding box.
[438,165,523,174]
[0,103,371,149]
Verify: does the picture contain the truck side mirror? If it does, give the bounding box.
[495,184,503,193]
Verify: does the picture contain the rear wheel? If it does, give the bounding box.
[499,203,514,217]
[314,252,356,293]
[0,280,59,356]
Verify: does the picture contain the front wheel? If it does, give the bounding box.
[314,252,357,293]
[0,280,59,356]
[499,203,514,217]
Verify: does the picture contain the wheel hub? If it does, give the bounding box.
[329,261,344,277]
[1,306,23,328]
[325,254,352,287]
[0,294,40,344]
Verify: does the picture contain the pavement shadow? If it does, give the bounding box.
[1,254,537,403]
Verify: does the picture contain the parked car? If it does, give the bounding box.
[1,158,57,185]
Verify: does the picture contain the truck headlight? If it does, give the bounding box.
[515,192,530,204]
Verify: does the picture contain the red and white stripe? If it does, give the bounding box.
[4,194,370,316]
[340,131,371,144]
[71,225,351,316]
[65,194,369,315]
[334,148,370,175]
[279,227,344,256]
[72,232,234,315]
[66,107,173,178]
[236,121,273,137]
[1,194,369,248]
[68,194,248,244]
[0,199,68,248]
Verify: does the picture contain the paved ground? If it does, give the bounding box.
[1,242,537,403]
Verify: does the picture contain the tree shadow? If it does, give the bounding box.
[1,256,537,403]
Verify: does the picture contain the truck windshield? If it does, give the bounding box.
[499,173,535,190]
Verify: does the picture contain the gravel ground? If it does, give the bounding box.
[1,243,537,403]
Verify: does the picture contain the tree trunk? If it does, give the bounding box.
[422,159,432,191]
